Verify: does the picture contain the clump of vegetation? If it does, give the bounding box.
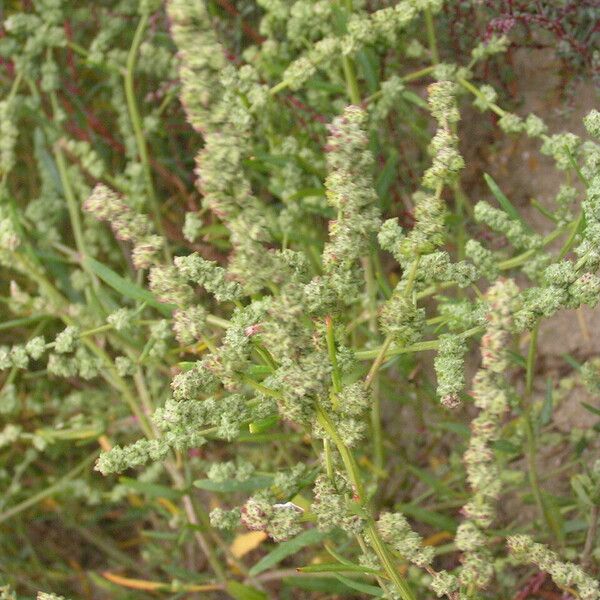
[0,1,599,598]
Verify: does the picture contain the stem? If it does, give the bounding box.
[355,326,483,361]
[341,0,361,105]
[52,121,87,259]
[522,321,560,543]
[364,336,393,389]
[124,12,170,260]
[364,66,436,105]
[424,6,439,64]
[325,316,343,396]
[363,256,384,473]
[364,256,421,385]
[342,56,361,105]
[499,225,569,270]
[458,78,505,118]
[315,404,416,600]
[581,504,599,570]
[316,404,364,499]
[558,211,584,260]
[45,72,106,292]
[366,521,417,600]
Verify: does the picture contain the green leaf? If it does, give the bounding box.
[433,422,470,439]
[507,350,527,368]
[84,256,175,316]
[248,529,325,576]
[396,503,457,532]
[571,475,593,506]
[356,49,379,94]
[283,576,358,594]
[581,402,600,417]
[34,128,61,191]
[118,477,185,500]
[376,150,399,210]
[562,353,583,370]
[226,581,267,600]
[246,365,274,378]
[285,187,325,202]
[401,90,428,109]
[492,439,521,454]
[542,492,565,545]
[538,379,554,427]
[563,518,589,533]
[249,414,279,434]
[406,464,459,499]
[484,172,530,229]
[298,563,381,575]
[334,575,384,597]
[193,476,273,493]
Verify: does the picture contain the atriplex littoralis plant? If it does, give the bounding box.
[0,0,600,598]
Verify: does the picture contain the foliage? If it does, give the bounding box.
[0,1,599,599]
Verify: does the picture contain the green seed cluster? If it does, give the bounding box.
[508,535,599,600]
[2,1,600,598]
[457,278,519,591]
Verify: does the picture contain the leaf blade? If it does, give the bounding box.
[248,529,325,576]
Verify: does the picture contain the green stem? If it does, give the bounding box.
[364,256,421,385]
[341,0,361,105]
[424,6,439,64]
[124,12,170,260]
[458,78,505,118]
[366,521,417,600]
[364,336,393,389]
[355,326,483,361]
[522,321,561,543]
[325,316,343,396]
[342,56,361,105]
[499,224,570,270]
[581,504,599,570]
[558,211,584,260]
[0,315,48,332]
[363,256,385,473]
[53,126,87,259]
[315,404,416,600]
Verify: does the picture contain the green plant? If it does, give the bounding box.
[0,1,599,599]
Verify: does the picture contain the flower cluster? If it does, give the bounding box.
[423,81,464,190]
[457,278,519,590]
[507,535,599,600]
[434,334,468,407]
[83,184,163,269]
[322,105,381,288]
[375,512,434,568]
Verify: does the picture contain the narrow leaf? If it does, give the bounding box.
[226,581,267,600]
[376,150,399,210]
[538,379,554,427]
[484,172,529,229]
[581,402,600,417]
[249,529,325,576]
[283,576,360,594]
[193,476,273,493]
[84,256,174,316]
[298,563,382,575]
[118,477,185,500]
[334,574,384,597]
[396,503,457,532]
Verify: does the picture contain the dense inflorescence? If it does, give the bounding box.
[1,1,600,599]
